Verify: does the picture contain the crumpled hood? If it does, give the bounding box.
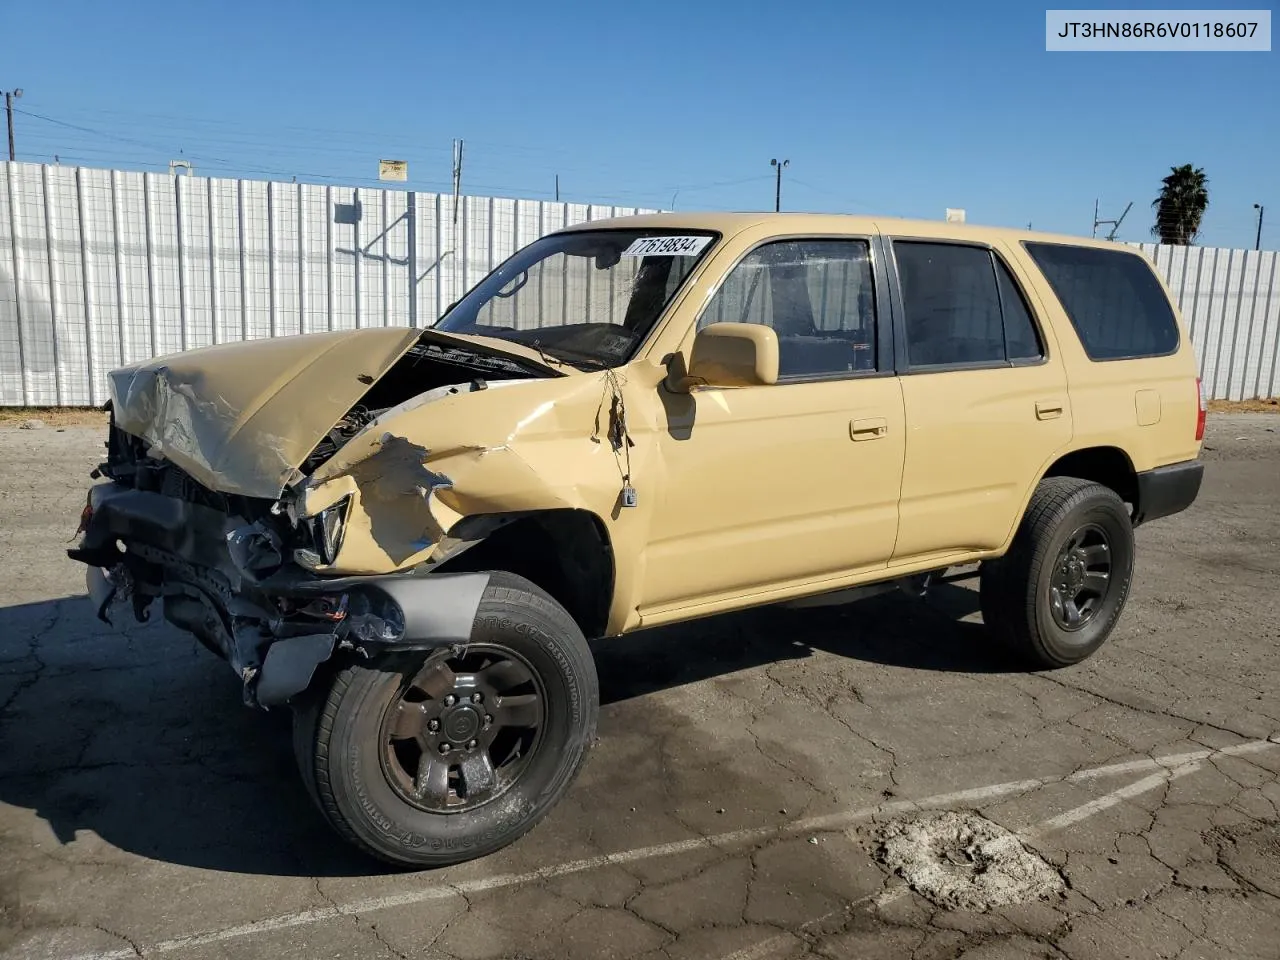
[108,328,421,499]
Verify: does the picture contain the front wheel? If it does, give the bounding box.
[980,478,1135,669]
[294,572,599,867]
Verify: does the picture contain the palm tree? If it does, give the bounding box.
[1152,165,1209,245]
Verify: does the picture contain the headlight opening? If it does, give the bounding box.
[310,496,352,565]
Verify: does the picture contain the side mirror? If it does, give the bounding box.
[669,323,780,391]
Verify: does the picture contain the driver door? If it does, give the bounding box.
[637,236,906,620]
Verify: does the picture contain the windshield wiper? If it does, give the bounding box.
[527,339,612,372]
[529,339,562,369]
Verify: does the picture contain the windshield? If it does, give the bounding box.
[434,229,718,370]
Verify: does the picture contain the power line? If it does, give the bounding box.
[16,107,780,208]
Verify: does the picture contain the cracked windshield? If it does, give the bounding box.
[435,230,715,369]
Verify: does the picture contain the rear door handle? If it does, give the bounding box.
[1035,401,1064,421]
[850,417,888,441]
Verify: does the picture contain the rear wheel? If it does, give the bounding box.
[980,478,1134,669]
[294,572,598,867]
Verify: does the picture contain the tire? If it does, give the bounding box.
[980,477,1134,669]
[293,571,599,867]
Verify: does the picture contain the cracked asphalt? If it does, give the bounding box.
[1,413,1279,960]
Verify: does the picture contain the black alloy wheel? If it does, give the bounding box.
[380,645,545,813]
[1047,523,1113,631]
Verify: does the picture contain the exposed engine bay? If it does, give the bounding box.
[70,333,555,709]
[303,337,552,473]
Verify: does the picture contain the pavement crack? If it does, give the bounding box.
[312,877,408,960]
[91,922,143,958]
[0,602,55,716]
[1030,672,1263,744]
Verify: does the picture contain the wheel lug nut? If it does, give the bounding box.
[443,695,456,707]
[472,693,483,704]
[427,719,439,732]
[439,743,451,754]
[484,715,493,726]
[466,740,477,750]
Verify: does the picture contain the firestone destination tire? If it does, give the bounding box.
[293,571,599,867]
[980,477,1135,669]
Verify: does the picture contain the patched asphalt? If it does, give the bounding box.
[1,414,1278,960]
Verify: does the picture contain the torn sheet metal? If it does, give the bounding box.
[296,431,461,573]
[108,327,421,499]
[296,367,662,579]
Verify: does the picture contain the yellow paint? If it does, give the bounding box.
[106,212,1203,638]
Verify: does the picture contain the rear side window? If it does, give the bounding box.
[1023,242,1179,360]
[893,241,1044,368]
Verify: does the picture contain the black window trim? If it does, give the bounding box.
[885,235,1051,375]
[1020,239,1182,362]
[691,232,895,385]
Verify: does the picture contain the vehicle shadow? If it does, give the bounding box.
[0,580,1019,878]
[593,579,1026,705]
[0,595,377,879]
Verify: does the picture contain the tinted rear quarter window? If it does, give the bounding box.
[1024,242,1179,360]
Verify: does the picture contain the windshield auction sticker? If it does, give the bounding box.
[1046,9,1271,51]
[622,235,713,257]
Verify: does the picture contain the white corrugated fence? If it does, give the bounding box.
[2,160,1278,403]
[0,161,654,406]
[1132,242,1280,401]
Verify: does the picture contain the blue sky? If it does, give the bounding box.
[4,0,1275,247]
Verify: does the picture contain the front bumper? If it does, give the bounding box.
[71,481,489,707]
[1133,459,1204,526]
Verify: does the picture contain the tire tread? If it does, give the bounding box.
[981,477,1132,669]
[293,570,598,866]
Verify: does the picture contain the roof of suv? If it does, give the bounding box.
[555,211,1134,253]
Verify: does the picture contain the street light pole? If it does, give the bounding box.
[770,158,789,212]
[3,88,22,162]
[1254,204,1265,251]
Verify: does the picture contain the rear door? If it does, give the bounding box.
[885,237,1073,564]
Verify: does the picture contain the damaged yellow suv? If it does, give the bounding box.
[71,213,1205,866]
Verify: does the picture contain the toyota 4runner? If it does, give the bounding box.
[69,213,1205,866]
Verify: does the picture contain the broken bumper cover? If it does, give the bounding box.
[70,482,489,707]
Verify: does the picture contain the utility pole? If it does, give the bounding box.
[770,158,789,212]
[1092,200,1132,241]
[555,174,559,202]
[1254,204,1265,251]
[3,88,22,162]
[451,138,464,224]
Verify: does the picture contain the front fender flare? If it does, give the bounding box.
[253,571,491,707]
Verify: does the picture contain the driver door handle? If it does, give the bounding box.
[850,417,888,441]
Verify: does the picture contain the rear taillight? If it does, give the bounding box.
[1195,377,1206,441]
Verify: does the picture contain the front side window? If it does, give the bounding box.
[894,241,1044,368]
[437,230,716,369]
[698,239,878,378]
[1023,242,1179,360]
